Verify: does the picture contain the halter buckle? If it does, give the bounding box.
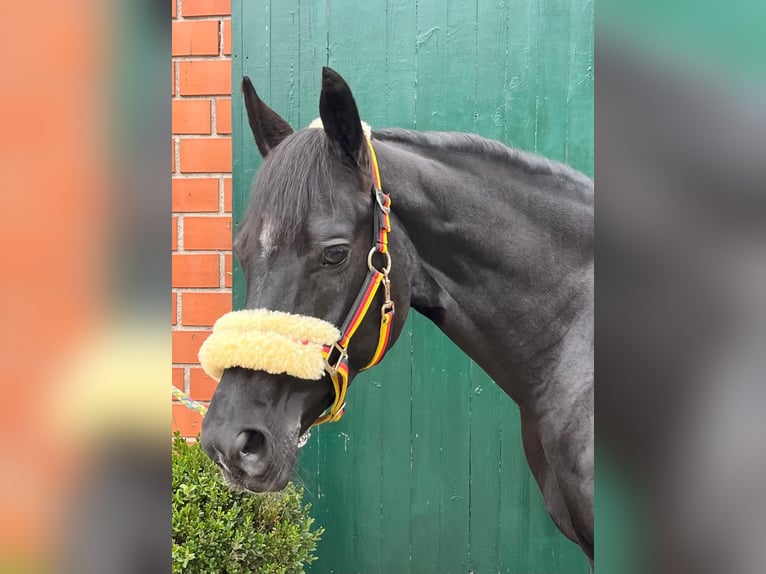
[324,342,348,374]
[375,190,390,213]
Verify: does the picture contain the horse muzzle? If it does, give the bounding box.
[201,421,296,493]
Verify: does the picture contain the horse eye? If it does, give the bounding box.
[322,244,349,266]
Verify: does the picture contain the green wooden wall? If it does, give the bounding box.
[232,1,593,572]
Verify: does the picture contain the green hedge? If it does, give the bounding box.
[172,434,323,574]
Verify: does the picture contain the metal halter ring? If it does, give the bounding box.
[367,246,392,274]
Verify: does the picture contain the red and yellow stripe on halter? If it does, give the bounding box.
[314,357,349,425]
[368,138,382,190]
[368,140,391,254]
[338,271,384,348]
[376,198,391,254]
[362,306,393,370]
[315,138,394,426]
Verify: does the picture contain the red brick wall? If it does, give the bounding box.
[172,0,231,437]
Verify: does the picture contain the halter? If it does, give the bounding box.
[314,139,394,426]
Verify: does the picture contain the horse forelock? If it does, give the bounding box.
[245,129,336,249]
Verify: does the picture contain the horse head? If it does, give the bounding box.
[200,68,413,492]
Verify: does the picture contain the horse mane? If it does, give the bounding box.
[372,128,592,187]
[241,126,592,252]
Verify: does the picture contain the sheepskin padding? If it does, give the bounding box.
[198,309,340,382]
[308,117,372,140]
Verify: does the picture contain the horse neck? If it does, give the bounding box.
[374,131,593,402]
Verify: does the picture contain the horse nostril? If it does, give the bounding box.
[237,429,266,458]
[233,430,270,477]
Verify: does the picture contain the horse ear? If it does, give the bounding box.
[319,67,364,164]
[242,76,294,157]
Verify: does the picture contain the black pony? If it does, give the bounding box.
[201,68,594,562]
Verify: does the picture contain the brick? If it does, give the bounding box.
[172,215,178,249]
[223,177,232,212]
[182,0,231,17]
[182,292,231,326]
[179,138,231,173]
[179,61,231,96]
[216,97,231,134]
[172,403,203,438]
[172,366,184,390]
[172,330,211,363]
[172,178,219,212]
[172,99,211,134]
[172,20,220,56]
[184,216,232,250]
[190,368,218,401]
[172,0,177,19]
[172,253,220,287]
[172,291,178,325]
[222,19,231,55]
[224,253,232,287]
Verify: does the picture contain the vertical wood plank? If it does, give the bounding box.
[535,0,571,163]
[377,1,418,571]
[269,0,301,127]
[231,0,246,310]
[503,0,537,152]
[473,0,511,141]
[296,0,326,128]
[384,0,418,129]
[409,314,444,573]
[377,317,414,574]
[566,0,594,176]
